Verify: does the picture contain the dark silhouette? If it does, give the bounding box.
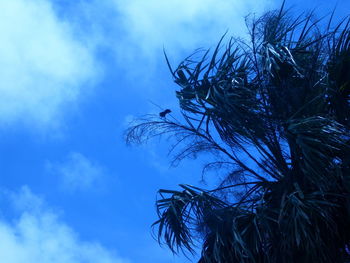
[126,3,350,262]
[159,109,171,118]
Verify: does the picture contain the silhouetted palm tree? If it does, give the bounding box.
[126,3,350,262]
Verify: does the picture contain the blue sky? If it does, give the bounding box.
[0,0,349,262]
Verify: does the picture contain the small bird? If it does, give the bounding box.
[159,109,171,118]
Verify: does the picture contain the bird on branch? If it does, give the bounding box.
[159,109,171,118]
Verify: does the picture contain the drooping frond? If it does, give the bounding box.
[126,3,350,262]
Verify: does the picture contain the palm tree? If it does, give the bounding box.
[126,3,350,262]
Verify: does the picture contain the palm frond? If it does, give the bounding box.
[126,3,350,262]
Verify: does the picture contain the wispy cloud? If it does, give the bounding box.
[47,152,106,193]
[0,0,275,128]
[0,186,130,263]
[0,0,100,129]
[113,0,275,66]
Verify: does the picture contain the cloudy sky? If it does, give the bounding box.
[0,0,349,262]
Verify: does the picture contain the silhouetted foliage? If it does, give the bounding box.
[126,3,350,262]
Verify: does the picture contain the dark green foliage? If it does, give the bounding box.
[126,3,350,262]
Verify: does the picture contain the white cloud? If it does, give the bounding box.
[47,152,105,193]
[0,186,129,263]
[0,0,275,128]
[0,0,100,129]
[113,0,275,64]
